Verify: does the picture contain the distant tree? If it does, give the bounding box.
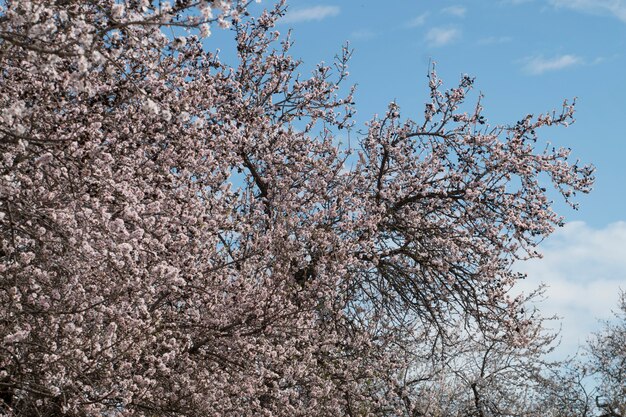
[533,292,626,417]
[0,0,594,415]
[587,292,626,417]
[385,289,569,417]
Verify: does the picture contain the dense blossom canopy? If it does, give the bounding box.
[0,1,595,416]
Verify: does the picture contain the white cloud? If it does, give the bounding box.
[514,221,626,358]
[281,6,340,24]
[442,5,467,17]
[425,27,461,47]
[521,54,583,75]
[549,0,626,22]
[406,13,429,28]
[350,29,377,41]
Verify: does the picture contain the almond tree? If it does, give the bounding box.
[0,1,594,416]
[587,292,626,417]
[537,293,625,417]
[392,291,560,417]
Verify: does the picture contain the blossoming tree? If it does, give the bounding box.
[0,0,594,415]
[586,293,626,417]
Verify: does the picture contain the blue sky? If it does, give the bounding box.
[274,0,626,226]
[224,0,626,357]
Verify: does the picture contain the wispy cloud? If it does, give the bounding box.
[442,5,467,17]
[549,0,626,22]
[514,221,626,357]
[590,54,618,65]
[521,54,583,75]
[425,27,461,47]
[281,6,340,24]
[406,13,429,28]
[350,29,377,41]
